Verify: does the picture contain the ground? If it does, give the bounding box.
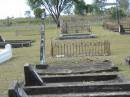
[0,23,130,97]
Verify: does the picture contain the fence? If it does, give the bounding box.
[60,19,92,34]
[103,22,119,32]
[103,21,130,33]
[51,40,111,57]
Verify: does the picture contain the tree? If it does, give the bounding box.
[27,0,73,27]
[85,4,94,15]
[24,11,31,18]
[92,0,106,15]
[109,7,126,19]
[119,0,129,11]
[74,0,86,15]
[34,8,43,18]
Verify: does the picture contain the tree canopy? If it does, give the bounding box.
[74,0,86,15]
[119,0,129,11]
[33,8,43,18]
[27,0,73,27]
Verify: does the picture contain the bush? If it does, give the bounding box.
[34,8,44,18]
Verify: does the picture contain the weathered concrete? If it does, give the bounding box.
[8,60,130,97]
[24,64,44,86]
[59,33,96,40]
[36,60,118,75]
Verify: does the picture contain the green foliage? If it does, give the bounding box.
[34,8,43,18]
[24,11,31,17]
[92,3,102,15]
[119,0,129,11]
[84,4,95,15]
[27,0,73,27]
[74,0,86,15]
[92,0,106,15]
[109,7,126,19]
[27,0,43,9]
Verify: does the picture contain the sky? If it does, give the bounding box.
[0,0,31,19]
[0,0,116,19]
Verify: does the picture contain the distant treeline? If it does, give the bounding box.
[0,17,55,26]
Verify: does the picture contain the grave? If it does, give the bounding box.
[0,36,34,48]
[8,60,130,97]
[103,22,119,32]
[103,21,130,34]
[59,18,96,40]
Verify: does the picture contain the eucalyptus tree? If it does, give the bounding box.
[27,0,73,27]
[74,0,86,15]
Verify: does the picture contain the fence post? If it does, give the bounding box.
[51,40,53,57]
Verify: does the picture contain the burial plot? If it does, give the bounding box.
[103,22,119,32]
[35,60,118,74]
[103,21,130,34]
[59,18,96,40]
[120,22,130,34]
[8,60,130,97]
[0,36,34,48]
[51,40,111,57]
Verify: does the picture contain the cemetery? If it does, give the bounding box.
[0,0,130,97]
[8,60,130,97]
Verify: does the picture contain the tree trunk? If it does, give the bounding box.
[57,20,60,28]
[55,17,60,28]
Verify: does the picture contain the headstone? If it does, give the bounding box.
[24,64,45,86]
[0,35,5,42]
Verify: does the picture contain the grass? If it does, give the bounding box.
[0,23,130,97]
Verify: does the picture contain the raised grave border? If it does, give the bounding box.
[8,60,130,97]
[0,36,35,48]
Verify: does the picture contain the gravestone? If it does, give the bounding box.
[24,64,44,86]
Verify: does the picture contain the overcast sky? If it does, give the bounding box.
[0,0,30,19]
[0,0,116,19]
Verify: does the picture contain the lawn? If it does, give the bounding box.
[0,23,130,97]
